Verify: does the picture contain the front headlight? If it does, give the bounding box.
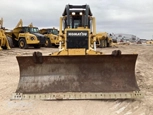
[30,37,35,40]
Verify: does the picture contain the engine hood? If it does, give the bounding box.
[33,33,45,37]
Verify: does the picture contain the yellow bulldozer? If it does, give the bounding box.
[11,5,142,100]
[39,28,59,47]
[0,18,11,50]
[6,19,47,49]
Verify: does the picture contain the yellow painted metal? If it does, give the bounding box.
[96,32,112,48]
[47,34,59,45]
[6,19,43,48]
[39,28,59,46]
[57,16,96,52]
[0,29,11,50]
[0,18,11,50]
[146,40,153,44]
[68,49,86,55]
[51,48,102,56]
[18,33,39,44]
[15,19,23,28]
[28,23,33,27]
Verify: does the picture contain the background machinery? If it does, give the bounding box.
[96,32,112,48]
[0,18,11,50]
[6,19,46,49]
[12,5,142,100]
[39,28,59,47]
[146,39,153,44]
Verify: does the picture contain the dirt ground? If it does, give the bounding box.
[0,44,153,115]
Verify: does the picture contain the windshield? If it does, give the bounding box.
[52,29,59,35]
[29,27,39,33]
[48,29,59,35]
[24,27,39,33]
[69,16,82,28]
[73,20,81,28]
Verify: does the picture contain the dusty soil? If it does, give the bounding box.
[0,44,153,115]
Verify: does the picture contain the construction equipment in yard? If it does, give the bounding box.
[0,18,11,50]
[39,28,59,47]
[96,32,112,48]
[11,4,142,100]
[146,40,153,44]
[6,19,46,49]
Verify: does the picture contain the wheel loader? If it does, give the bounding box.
[39,28,59,47]
[96,32,112,48]
[11,5,142,100]
[7,19,47,49]
[0,18,11,50]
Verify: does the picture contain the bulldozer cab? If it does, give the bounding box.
[59,5,96,50]
[62,5,92,29]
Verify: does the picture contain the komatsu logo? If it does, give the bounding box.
[68,31,88,37]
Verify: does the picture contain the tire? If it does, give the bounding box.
[100,39,104,48]
[104,39,107,48]
[106,38,109,47]
[113,39,117,43]
[1,45,7,49]
[18,38,28,49]
[100,39,107,48]
[33,44,41,49]
[54,44,59,48]
[45,38,52,47]
[7,36,14,48]
[107,42,110,47]
[12,34,18,47]
[107,40,112,47]
[1,39,7,49]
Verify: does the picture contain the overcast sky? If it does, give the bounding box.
[1,0,153,39]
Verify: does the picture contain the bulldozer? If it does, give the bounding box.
[96,32,112,48]
[39,28,59,47]
[0,18,11,50]
[6,19,47,49]
[11,5,142,100]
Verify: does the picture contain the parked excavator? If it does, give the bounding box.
[12,4,142,100]
[0,18,11,50]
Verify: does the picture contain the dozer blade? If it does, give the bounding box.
[12,54,143,100]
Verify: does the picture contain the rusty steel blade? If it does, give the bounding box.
[16,54,140,94]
